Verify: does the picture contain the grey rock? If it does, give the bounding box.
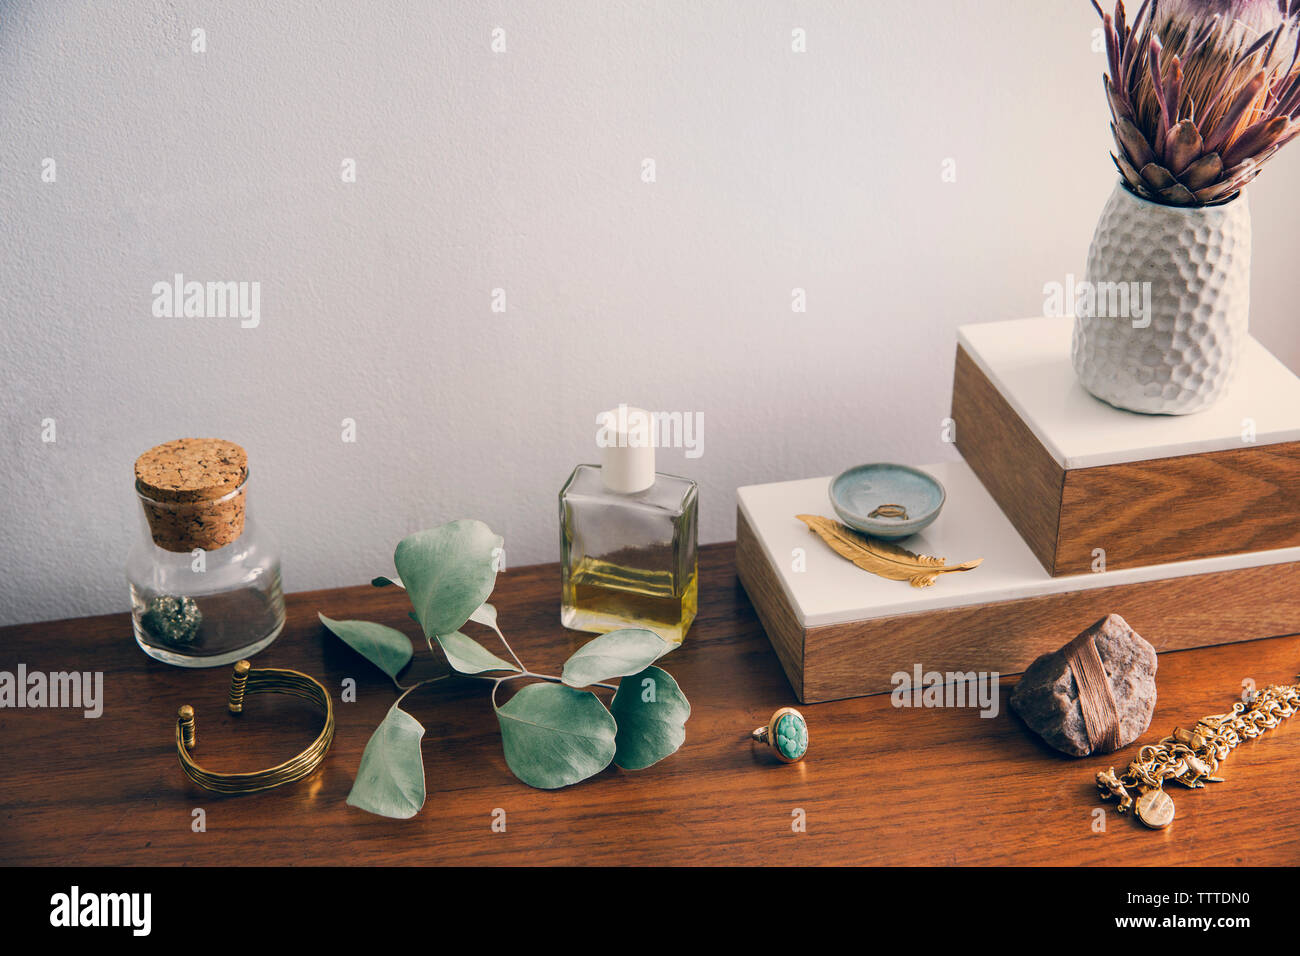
[1010,613,1157,757]
[141,594,203,647]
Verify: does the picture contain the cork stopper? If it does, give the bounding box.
[135,438,249,552]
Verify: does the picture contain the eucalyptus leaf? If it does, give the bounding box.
[495,683,616,789]
[346,706,426,819]
[468,602,499,632]
[395,520,503,638]
[431,630,519,675]
[318,613,412,680]
[561,628,674,687]
[609,666,690,770]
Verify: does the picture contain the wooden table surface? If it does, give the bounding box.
[2,543,1297,866]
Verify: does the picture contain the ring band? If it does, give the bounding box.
[868,503,909,519]
[175,660,335,794]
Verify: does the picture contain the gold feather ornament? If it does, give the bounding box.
[796,515,983,588]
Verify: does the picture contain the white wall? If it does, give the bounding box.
[2,0,1298,626]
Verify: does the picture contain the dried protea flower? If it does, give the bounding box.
[1096,0,1300,205]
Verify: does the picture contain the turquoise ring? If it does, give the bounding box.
[752,707,809,763]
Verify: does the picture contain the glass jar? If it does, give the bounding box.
[127,438,285,667]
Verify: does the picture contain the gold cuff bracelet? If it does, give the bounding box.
[175,659,335,794]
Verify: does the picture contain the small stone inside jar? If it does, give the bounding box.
[140,595,203,646]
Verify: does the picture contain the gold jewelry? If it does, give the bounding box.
[868,503,909,520]
[1097,676,1299,829]
[175,659,335,794]
[751,706,809,763]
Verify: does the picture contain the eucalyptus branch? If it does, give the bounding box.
[391,670,423,692]
[392,675,448,709]
[322,519,689,817]
[493,670,617,691]
[489,625,526,674]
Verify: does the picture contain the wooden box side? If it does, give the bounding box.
[735,508,806,701]
[799,561,1300,703]
[952,344,1065,575]
[1055,441,1300,574]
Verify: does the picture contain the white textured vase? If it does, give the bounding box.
[1071,181,1251,415]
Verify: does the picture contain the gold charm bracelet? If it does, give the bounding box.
[1096,677,1299,829]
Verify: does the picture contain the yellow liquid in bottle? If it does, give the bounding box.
[561,555,697,645]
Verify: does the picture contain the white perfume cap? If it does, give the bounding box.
[597,405,655,494]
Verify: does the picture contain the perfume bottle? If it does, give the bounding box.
[560,406,698,644]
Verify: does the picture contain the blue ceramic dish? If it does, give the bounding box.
[829,463,946,539]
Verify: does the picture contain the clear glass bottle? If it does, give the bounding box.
[127,438,285,667]
[560,407,698,644]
